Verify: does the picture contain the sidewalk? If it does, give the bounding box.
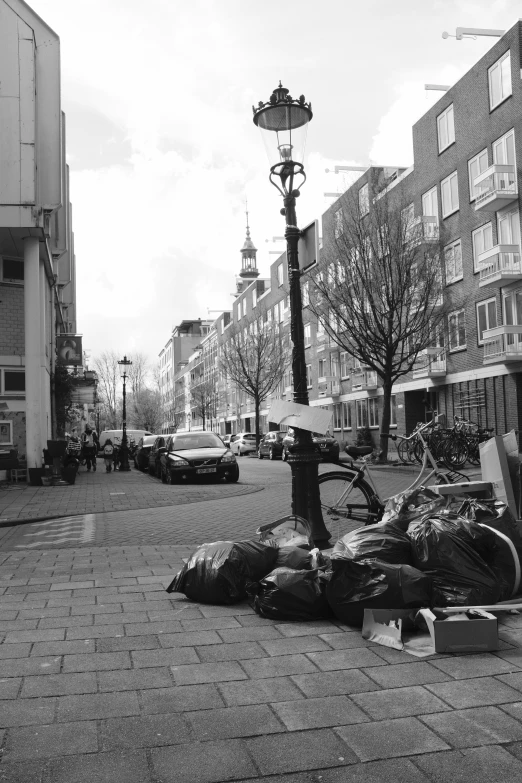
[2,543,522,783]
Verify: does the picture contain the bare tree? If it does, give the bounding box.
[309,188,453,461]
[92,351,120,429]
[219,319,288,444]
[130,388,163,433]
[127,353,148,397]
[190,380,219,431]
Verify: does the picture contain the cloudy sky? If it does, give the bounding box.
[34,0,518,369]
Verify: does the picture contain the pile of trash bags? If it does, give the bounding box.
[166,495,522,626]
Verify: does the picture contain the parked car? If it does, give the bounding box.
[257,431,286,460]
[282,429,340,462]
[134,434,158,471]
[222,435,232,448]
[148,435,169,478]
[229,433,257,456]
[158,432,239,483]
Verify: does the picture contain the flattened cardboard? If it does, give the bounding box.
[427,481,492,497]
[267,400,333,434]
[480,435,517,518]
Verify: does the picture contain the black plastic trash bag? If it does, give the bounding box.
[326,558,432,627]
[458,499,522,557]
[249,567,333,621]
[166,540,278,604]
[407,515,502,607]
[332,523,414,566]
[275,547,315,570]
[380,486,445,530]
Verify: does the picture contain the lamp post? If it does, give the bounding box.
[252,83,331,548]
[117,355,132,472]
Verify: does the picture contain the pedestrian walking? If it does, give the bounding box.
[103,439,115,472]
[81,425,99,471]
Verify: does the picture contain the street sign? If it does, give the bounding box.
[298,219,319,273]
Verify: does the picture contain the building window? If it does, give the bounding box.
[476,298,497,344]
[0,421,13,445]
[277,263,284,287]
[333,403,342,430]
[359,183,369,216]
[468,149,488,201]
[422,186,438,221]
[334,208,343,238]
[278,300,285,323]
[444,239,463,284]
[302,280,309,307]
[437,104,455,152]
[304,323,311,347]
[340,352,350,378]
[0,257,24,284]
[330,353,339,377]
[489,50,511,110]
[368,398,379,428]
[252,287,257,308]
[390,395,397,427]
[448,309,467,351]
[318,358,326,379]
[306,364,312,388]
[498,208,520,250]
[342,401,352,429]
[356,399,368,428]
[493,127,515,166]
[441,171,459,217]
[316,318,324,337]
[472,222,493,273]
[1,369,25,394]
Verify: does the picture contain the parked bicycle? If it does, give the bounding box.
[318,421,465,542]
[441,416,494,470]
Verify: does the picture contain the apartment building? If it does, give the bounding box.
[0,0,77,468]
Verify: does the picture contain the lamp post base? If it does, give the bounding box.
[287,431,331,549]
[118,447,131,472]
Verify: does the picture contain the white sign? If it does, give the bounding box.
[268,400,332,434]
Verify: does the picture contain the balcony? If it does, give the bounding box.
[317,377,341,399]
[412,347,446,378]
[352,369,378,391]
[478,244,522,288]
[474,164,518,211]
[483,325,522,364]
[407,216,439,245]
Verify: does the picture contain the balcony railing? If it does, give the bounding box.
[317,376,341,398]
[478,244,522,288]
[474,164,518,211]
[352,369,378,390]
[483,325,522,364]
[406,216,439,245]
[412,347,446,379]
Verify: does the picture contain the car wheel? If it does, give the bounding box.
[258,448,263,460]
[269,448,275,460]
[161,466,167,484]
[148,464,155,476]
[226,468,239,483]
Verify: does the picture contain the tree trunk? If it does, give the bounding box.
[254,396,261,446]
[379,381,393,463]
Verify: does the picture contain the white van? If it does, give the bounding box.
[98,429,153,452]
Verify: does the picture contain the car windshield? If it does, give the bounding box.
[171,433,224,450]
[143,436,157,446]
[243,435,257,441]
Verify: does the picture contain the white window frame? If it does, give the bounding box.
[448,308,467,352]
[252,287,257,308]
[356,399,368,429]
[493,127,516,166]
[476,297,498,345]
[422,186,439,222]
[0,257,24,284]
[0,421,13,445]
[497,207,520,248]
[302,280,309,307]
[359,184,369,216]
[342,401,352,430]
[437,104,455,153]
[333,403,342,430]
[368,397,379,428]
[318,358,326,379]
[316,318,324,337]
[441,171,459,218]
[304,323,311,348]
[468,149,489,202]
[340,351,350,379]
[277,263,284,287]
[0,368,25,396]
[444,238,463,285]
[472,222,493,273]
[330,353,339,377]
[306,364,312,388]
[488,50,512,111]
[334,208,343,238]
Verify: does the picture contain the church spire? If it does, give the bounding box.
[239,198,259,280]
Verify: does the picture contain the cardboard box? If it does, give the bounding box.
[362,607,499,656]
[427,481,492,498]
[480,435,517,518]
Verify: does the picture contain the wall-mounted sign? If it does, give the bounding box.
[56,335,83,366]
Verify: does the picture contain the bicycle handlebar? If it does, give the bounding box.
[381,433,397,441]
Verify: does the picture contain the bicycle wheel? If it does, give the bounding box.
[397,440,412,464]
[442,437,469,470]
[318,471,381,541]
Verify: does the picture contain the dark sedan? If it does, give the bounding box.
[257,431,286,460]
[158,432,239,483]
[148,435,169,478]
[134,434,158,471]
[282,429,340,462]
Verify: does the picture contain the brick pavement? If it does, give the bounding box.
[2,543,522,782]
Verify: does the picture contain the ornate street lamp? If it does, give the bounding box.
[253,83,331,548]
[117,355,132,472]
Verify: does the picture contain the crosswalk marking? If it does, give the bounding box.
[14,514,96,548]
